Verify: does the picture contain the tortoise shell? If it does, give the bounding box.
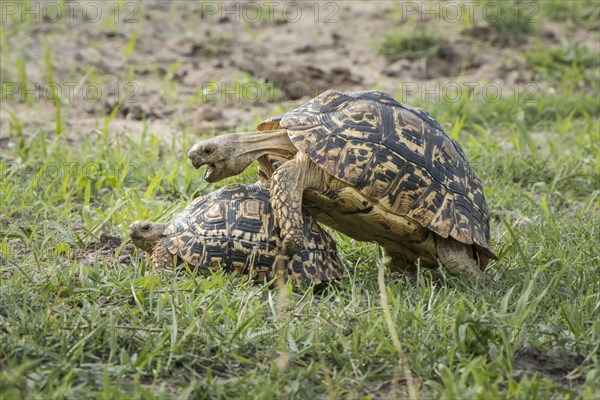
[257,90,494,258]
[163,183,343,285]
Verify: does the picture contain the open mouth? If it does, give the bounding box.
[189,154,220,182]
[204,164,217,181]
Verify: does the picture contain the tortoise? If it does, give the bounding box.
[129,183,343,286]
[187,90,497,280]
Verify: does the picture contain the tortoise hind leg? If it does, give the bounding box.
[382,248,418,278]
[435,236,484,281]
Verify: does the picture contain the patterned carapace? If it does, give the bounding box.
[162,183,343,285]
[257,90,495,262]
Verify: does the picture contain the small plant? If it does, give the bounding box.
[541,0,600,28]
[525,41,600,88]
[123,30,139,58]
[203,33,234,56]
[482,0,538,45]
[379,29,445,59]
[161,60,183,99]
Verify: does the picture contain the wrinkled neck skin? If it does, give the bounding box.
[132,237,157,253]
[189,130,299,182]
[231,130,298,167]
[257,154,293,182]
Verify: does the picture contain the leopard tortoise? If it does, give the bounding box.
[129,183,343,286]
[188,90,497,280]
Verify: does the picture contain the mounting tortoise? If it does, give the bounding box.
[188,90,497,280]
[129,183,343,286]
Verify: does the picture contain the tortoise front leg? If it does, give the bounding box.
[271,153,323,255]
[151,240,175,271]
[271,159,306,255]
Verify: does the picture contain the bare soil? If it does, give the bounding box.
[2,2,597,143]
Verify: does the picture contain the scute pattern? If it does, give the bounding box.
[163,183,343,285]
[258,90,494,257]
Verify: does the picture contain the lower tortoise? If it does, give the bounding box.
[188,90,497,281]
[129,183,343,286]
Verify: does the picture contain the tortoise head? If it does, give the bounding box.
[129,220,166,252]
[187,130,298,183]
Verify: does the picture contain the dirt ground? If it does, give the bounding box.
[2,1,597,143]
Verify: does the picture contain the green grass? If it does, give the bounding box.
[541,0,600,29]
[481,0,539,45]
[526,41,600,87]
[1,3,599,399]
[2,85,598,399]
[379,29,445,60]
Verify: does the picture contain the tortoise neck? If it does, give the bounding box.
[234,129,298,159]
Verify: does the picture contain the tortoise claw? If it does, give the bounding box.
[282,230,303,256]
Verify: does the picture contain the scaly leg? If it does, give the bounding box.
[151,240,175,270]
[436,236,484,281]
[382,248,418,278]
[271,153,324,255]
